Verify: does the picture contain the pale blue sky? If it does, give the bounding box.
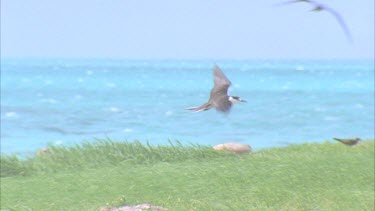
[1,0,374,59]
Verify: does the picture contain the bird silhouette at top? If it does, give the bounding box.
[186,65,246,113]
[278,0,352,42]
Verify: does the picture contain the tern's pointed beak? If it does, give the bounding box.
[240,99,247,103]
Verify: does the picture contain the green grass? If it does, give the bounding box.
[1,140,223,177]
[1,140,374,210]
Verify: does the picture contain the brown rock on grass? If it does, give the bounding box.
[213,142,252,154]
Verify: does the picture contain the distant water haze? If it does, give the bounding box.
[1,59,374,154]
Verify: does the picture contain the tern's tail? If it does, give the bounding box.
[185,103,212,112]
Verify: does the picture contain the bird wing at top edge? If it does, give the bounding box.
[324,7,353,42]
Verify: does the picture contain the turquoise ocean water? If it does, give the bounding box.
[1,59,374,154]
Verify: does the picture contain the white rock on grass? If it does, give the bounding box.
[213,142,252,154]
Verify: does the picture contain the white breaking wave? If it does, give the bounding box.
[123,128,133,133]
[106,83,116,88]
[5,112,18,118]
[165,111,173,116]
[107,106,121,113]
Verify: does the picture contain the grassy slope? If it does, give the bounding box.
[1,140,374,210]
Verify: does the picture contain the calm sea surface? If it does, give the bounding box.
[1,59,374,154]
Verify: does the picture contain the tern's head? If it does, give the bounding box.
[229,96,247,104]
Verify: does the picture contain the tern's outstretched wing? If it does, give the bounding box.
[323,7,352,42]
[275,0,309,7]
[210,65,231,99]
